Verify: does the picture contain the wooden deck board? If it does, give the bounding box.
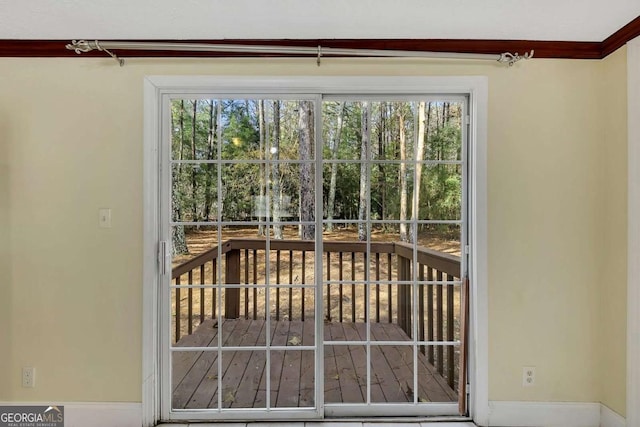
[172,319,456,409]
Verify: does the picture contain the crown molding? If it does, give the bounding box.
[603,15,640,56]
[0,15,638,60]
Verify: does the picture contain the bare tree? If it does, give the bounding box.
[358,102,370,241]
[172,102,189,256]
[298,101,315,240]
[399,108,408,242]
[258,100,266,236]
[410,102,427,243]
[271,101,283,239]
[190,100,199,223]
[203,100,218,221]
[325,102,344,232]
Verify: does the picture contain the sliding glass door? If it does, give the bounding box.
[159,88,469,421]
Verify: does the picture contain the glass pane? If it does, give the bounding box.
[270,100,316,161]
[370,164,414,221]
[423,102,464,162]
[370,345,414,403]
[220,100,262,161]
[172,350,219,409]
[270,286,315,328]
[171,225,218,267]
[269,162,314,224]
[171,164,218,222]
[416,223,461,254]
[370,102,416,162]
[419,284,461,344]
[419,163,462,221]
[324,345,367,403]
[270,350,315,407]
[369,284,413,342]
[221,350,267,408]
[322,101,367,161]
[323,163,366,221]
[170,99,219,161]
[220,164,263,221]
[219,294,266,346]
[269,287,315,345]
[417,344,459,402]
[171,287,219,345]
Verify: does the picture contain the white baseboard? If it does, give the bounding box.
[601,404,625,427]
[488,401,601,427]
[0,400,626,427]
[0,402,141,427]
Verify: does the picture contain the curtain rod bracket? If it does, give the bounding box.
[66,39,124,66]
[498,50,535,66]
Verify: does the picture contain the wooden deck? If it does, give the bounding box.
[172,319,457,409]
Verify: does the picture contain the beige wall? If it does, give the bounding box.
[0,55,627,412]
[598,46,628,416]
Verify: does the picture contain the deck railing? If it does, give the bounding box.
[171,238,461,388]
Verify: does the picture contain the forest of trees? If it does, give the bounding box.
[170,99,463,255]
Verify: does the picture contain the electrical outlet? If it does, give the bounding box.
[22,367,35,388]
[522,366,536,387]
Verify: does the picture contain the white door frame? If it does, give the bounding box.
[141,75,489,426]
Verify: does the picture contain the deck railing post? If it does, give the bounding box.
[225,249,241,319]
[397,253,412,337]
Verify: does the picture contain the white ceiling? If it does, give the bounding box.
[2,0,639,42]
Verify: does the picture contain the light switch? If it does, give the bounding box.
[99,208,112,228]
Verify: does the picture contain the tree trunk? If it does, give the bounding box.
[272,101,283,239]
[191,100,198,223]
[298,101,315,240]
[410,101,426,243]
[358,102,370,242]
[399,110,408,242]
[258,100,266,236]
[326,102,344,232]
[378,102,386,223]
[172,103,189,255]
[203,100,216,221]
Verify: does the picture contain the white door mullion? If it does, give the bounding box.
[314,95,325,416]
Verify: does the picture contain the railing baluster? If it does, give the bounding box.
[418,264,425,355]
[447,273,455,388]
[224,249,241,319]
[187,270,193,335]
[253,249,258,320]
[200,265,205,324]
[437,270,444,375]
[397,254,411,337]
[288,250,293,320]
[351,252,356,323]
[387,253,392,323]
[244,249,249,319]
[212,260,217,319]
[427,267,434,364]
[301,251,306,321]
[375,252,380,323]
[326,252,331,321]
[276,250,281,321]
[339,252,344,322]
[175,275,181,343]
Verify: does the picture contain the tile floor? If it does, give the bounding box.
[157,422,475,427]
